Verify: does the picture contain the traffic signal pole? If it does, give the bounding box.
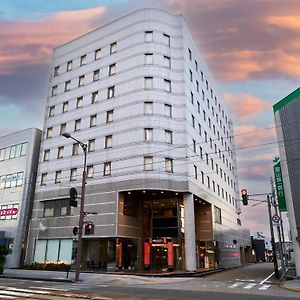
[267,194,279,278]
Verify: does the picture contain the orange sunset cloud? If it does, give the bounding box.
[0,6,107,74]
[224,93,272,121]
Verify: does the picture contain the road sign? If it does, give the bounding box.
[272,214,280,224]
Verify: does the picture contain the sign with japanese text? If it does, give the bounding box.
[273,157,287,211]
[0,207,18,217]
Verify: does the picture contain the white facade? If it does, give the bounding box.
[27,9,250,271]
[0,128,41,268]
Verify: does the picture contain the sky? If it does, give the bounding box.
[1,0,299,238]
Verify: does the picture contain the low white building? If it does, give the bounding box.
[26,8,251,272]
[0,128,41,268]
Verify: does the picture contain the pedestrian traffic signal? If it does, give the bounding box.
[69,187,78,207]
[241,189,248,206]
[85,223,94,235]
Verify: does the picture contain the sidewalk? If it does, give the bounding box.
[1,267,221,283]
[281,267,300,292]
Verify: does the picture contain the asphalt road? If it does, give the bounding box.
[0,263,299,299]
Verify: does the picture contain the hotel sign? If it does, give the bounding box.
[273,157,287,212]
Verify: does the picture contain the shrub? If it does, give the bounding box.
[0,246,9,274]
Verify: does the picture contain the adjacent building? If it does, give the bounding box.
[273,87,300,277]
[0,128,42,268]
[26,8,251,272]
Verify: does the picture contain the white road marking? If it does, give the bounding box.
[0,295,15,299]
[258,284,271,290]
[244,283,256,289]
[260,266,281,285]
[9,287,49,294]
[0,290,34,297]
[30,286,68,291]
[229,282,243,288]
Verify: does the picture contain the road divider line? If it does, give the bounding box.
[260,266,281,285]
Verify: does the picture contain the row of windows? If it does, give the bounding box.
[53,42,117,77]
[193,165,235,206]
[0,172,24,189]
[43,199,71,217]
[0,142,28,161]
[53,30,170,78]
[49,76,172,121]
[40,157,173,185]
[51,64,116,96]
[44,128,173,161]
[46,102,172,139]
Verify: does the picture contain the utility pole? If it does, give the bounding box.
[267,194,279,278]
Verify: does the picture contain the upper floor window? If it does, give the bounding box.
[95,48,101,60]
[43,199,70,217]
[164,79,171,92]
[145,31,153,42]
[164,104,172,117]
[165,130,173,144]
[110,42,117,54]
[80,55,87,66]
[144,102,153,115]
[144,156,153,171]
[189,70,193,82]
[106,110,113,123]
[67,60,73,71]
[70,168,77,181]
[144,77,153,89]
[144,128,153,141]
[104,162,111,176]
[108,86,115,98]
[76,97,84,108]
[54,66,59,77]
[57,146,64,159]
[48,106,55,117]
[195,60,198,71]
[64,81,71,92]
[165,158,173,173]
[163,56,171,68]
[41,173,47,186]
[145,53,153,65]
[43,149,50,162]
[90,114,97,127]
[78,75,85,87]
[74,119,81,131]
[109,63,116,76]
[91,91,98,103]
[105,135,113,149]
[60,123,66,135]
[72,143,79,156]
[88,139,95,152]
[46,127,53,139]
[51,86,57,96]
[215,206,222,224]
[163,34,170,46]
[62,101,68,113]
[87,165,94,178]
[55,170,62,183]
[93,69,100,81]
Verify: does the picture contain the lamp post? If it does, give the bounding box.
[63,133,87,282]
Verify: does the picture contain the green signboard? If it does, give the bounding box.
[273,157,287,211]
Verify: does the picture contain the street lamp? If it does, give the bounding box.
[62,132,87,282]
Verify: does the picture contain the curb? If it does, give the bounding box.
[0,274,74,283]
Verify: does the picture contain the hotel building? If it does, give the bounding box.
[26,9,250,272]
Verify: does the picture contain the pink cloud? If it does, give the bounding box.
[224,93,272,121]
[0,7,107,74]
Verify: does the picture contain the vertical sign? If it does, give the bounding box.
[273,157,287,211]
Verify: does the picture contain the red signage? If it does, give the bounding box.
[0,207,18,217]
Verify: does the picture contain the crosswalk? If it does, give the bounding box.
[0,285,103,299]
[228,281,271,291]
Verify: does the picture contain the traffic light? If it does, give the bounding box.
[241,189,248,205]
[69,187,78,207]
[72,226,78,235]
[85,223,94,235]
